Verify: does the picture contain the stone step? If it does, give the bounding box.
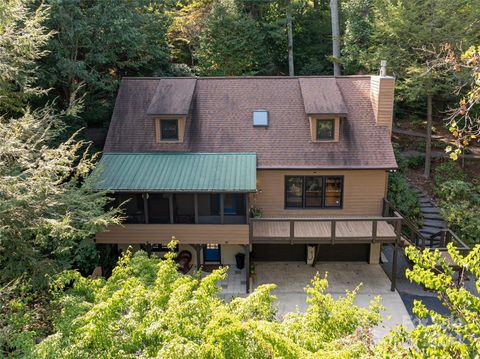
[420,227,443,236]
[422,219,446,228]
[421,207,441,214]
[419,199,432,205]
[423,213,444,221]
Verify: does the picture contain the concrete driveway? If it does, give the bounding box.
[253,261,414,341]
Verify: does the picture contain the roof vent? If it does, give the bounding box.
[253,110,268,127]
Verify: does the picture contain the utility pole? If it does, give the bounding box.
[287,0,294,76]
[330,0,341,75]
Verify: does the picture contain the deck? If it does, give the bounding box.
[250,216,401,244]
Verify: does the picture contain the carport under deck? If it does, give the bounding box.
[249,213,403,291]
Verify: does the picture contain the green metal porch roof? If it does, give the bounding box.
[94,152,257,192]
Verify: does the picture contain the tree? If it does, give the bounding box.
[39,0,171,127]
[0,0,50,115]
[441,45,480,158]
[0,105,122,287]
[196,0,271,76]
[369,0,480,177]
[376,243,480,357]
[33,244,383,357]
[330,0,341,75]
[341,0,374,74]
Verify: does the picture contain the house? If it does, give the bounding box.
[95,66,402,292]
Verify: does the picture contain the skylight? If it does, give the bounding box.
[253,110,268,126]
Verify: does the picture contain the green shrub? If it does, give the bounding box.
[387,172,421,223]
[433,161,467,191]
[436,180,480,246]
[406,154,425,169]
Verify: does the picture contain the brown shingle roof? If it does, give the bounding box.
[104,76,397,169]
[299,77,348,115]
[146,78,196,116]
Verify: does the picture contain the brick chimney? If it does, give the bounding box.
[370,60,395,133]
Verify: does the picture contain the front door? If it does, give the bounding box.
[204,244,221,263]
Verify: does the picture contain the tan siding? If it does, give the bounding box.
[370,76,395,131]
[253,170,388,217]
[96,224,249,245]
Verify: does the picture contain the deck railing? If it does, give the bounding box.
[249,211,403,244]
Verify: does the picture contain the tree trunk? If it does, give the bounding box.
[313,0,319,9]
[287,0,294,76]
[330,0,341,75]
[424,95,433,178]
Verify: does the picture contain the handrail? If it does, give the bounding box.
[383,199,469,252]
[250,215,402,222]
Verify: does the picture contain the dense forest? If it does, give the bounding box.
[1,0,480,357]
[11,0,478,130]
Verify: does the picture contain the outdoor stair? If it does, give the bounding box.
[414,187,447,248]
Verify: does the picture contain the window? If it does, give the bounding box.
[160,119,179,140]
[285,176,343,208]
[285,176,303,208]
[253,110,268,126]
[316,119,335,140]
[325,177,343,207]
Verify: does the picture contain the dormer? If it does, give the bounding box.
[299,78,347,143]
[146,78,196,143]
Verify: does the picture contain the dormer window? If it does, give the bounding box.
[160,119,178,140]
[309,116,340,142]
[155,118,185,143]
[316,119,334,140]
[253,110,268,127]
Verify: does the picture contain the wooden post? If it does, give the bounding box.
[194,193,199,224]
[372,220,377,242]
[312,243,320,267]
[244,245,250,293]
[169,194,174,224]
[249,219,254,243]
[143,193,149,224]
[331,220,336,245]
[220,193,224,224]
[391,239,398,292]
[290,220,294,245]
[195,245,201,269]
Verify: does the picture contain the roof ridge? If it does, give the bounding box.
[122,75,372,80]
[102,152,257,156]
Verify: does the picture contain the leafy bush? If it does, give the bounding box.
[0,280,53,357]
[406,154,425,169]
[436,180,480,246]
[387,172,421,223]
[433,161,468,190]
[387,144,421,222]
[32,246,382,358]
[376,244,480,357]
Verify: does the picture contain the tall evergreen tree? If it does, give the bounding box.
[196,0,271,75]
[39,0,172,127]
[0,0,50,115]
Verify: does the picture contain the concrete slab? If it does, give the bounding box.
[253,261,414,341]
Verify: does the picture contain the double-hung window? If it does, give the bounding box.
[285,176,343,208]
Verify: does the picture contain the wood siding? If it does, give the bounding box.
[370,76,395,132]
[253,169,388,217]
[96,224,249,245]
